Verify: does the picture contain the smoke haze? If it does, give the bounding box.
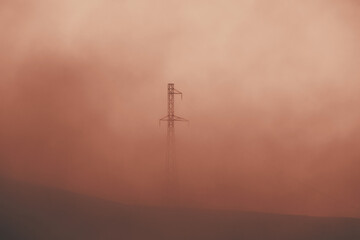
[1,0,360,217]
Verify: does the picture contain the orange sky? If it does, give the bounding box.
[1,0,360,217]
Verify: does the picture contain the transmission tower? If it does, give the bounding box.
[160,83,188,192]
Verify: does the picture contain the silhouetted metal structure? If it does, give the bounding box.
[160,83,188,191]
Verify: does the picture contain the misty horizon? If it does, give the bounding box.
[1,0,360,219]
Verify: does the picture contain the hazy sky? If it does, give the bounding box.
[1,0,360,217]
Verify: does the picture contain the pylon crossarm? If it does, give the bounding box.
[173,89,183,99]
[173,89,182,95]
[160,115,170,121]
[159,116,170,126]
[173,115,189,122]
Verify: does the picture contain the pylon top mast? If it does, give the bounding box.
[159,83,188,123]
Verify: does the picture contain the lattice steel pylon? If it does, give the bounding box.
[160,83,188,194]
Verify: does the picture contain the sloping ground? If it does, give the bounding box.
[0,178,359,240]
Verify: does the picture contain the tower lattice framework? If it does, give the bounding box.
[160,83,188,189]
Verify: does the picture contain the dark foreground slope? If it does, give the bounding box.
[0,178,359,240]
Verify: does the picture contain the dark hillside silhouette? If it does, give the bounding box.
[1,178,359,240]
